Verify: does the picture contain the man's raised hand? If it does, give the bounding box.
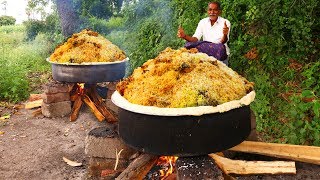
[223,21,229,36]
[177,26,186,39]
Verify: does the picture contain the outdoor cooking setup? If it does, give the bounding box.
[44,57,320,179]
[47,58,128,122]
[40,29,320,179]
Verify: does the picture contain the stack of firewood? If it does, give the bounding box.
[114,141,320,179]
[69,84,116,122]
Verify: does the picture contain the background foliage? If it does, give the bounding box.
[0,25,51,102]
[108,0,320,145]
[0,0,319,146]
[0,16,16,26]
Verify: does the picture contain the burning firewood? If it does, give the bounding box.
[70,96,83,121]
[82,94,105,122]
[69,83,117,122]
[116,154,158,180]
[88,86,117,123]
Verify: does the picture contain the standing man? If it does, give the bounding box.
[177,2,231,65]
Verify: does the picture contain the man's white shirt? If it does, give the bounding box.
[193,17,231,55]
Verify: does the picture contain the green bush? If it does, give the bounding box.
[105,16,124,30]
[109,0,319,145]
[0,27,51,102]
[24,20,46,41]
[0,16,16,26]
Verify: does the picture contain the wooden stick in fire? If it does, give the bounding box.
[88,85,117,123]
[70,95,83,121]
[82,94,105,121]
[116,154,158,180]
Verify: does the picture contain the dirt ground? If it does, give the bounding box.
[1,101,320,180]
[0,104,104,180]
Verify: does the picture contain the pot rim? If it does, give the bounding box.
[111,90,255,116]
[46,57,129,66]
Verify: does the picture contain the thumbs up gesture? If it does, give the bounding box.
[223,21,229,36]
[177,25,186,39]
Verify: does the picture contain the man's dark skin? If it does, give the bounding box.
[177,2,229,44]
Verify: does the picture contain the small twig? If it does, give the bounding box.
[114,148,124,170]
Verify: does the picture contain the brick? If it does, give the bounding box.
[85,127,137,159]
[87,157,128,178]
[42,92,70,103]
[44,81,74,94]
[41,101,71,118]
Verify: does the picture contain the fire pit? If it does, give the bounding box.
[46,58,128,122]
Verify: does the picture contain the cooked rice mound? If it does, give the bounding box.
[117,47,254,108]
[49,29,126,63]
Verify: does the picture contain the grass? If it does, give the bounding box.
[0,25,52,103]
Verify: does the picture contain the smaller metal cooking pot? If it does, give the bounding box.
[47,58,129,83]
[111,91,255,157]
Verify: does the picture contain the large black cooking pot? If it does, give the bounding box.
[47,58,129,83]
[111,91,255,157]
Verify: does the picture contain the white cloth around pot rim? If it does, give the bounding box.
[111,90,256,116]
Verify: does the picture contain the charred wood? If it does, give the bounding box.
[116,154,158,180]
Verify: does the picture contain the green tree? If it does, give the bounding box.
[0,15,15,26]
[26,0,52,20]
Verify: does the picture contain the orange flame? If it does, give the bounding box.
[157,156,178,179]
[77,83,85,95]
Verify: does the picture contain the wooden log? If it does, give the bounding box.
[28,93,43,102]
[116,154,158,180]
[230,141,320,165]
[70,96,83,121]
[88,86,117,123]
[82,94,105,122]
[25,99,43,109]
[209,153,296,175]
[31,108,42,117]
[70,90,80,101]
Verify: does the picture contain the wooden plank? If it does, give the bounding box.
[25,99,43,109]
[209,153,296,175]
[116,154,158,180]
[230,141,320,165]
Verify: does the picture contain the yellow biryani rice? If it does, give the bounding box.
[117,47,254,108]
[49,29,126,63]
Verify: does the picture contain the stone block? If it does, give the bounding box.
[44,81,74,94]
[85,127,137,159]
[41,101,71,118]
[42,92,70,104]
